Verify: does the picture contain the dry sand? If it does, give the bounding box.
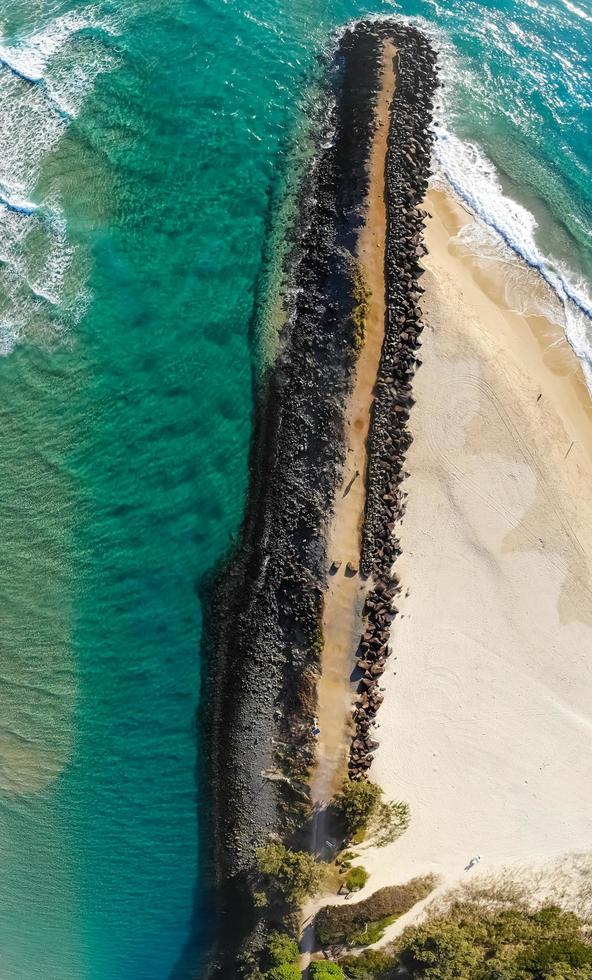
[318,186,592,942]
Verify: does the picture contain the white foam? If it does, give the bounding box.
[363,11,592,394]
[338,14,592,395]
[0,8,115,95]
[0,186,37,215]
[560,0,592,24]
[0,11,93,89]
[0,7,118,355]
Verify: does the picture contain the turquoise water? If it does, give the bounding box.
[0,0,590,977]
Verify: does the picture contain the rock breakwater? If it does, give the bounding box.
[203,22,386,974]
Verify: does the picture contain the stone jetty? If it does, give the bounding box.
[202,20,438,974]
[203,22,386,976]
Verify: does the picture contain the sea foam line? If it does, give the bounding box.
[0,11,94,84]
[338,12,592,389]
[0,10,116,119]
[377,7,592,390]
[433,131,592,321]
[0,51,42,84]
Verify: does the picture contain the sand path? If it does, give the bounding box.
[309,41,396,830]
[301,41,396,972]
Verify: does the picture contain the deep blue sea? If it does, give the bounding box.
[0,0,590,977]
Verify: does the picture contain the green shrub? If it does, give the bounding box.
[310,962,345,978]
[316,876,437,948]
[265,965,301,980]
[339,948,396,979]
[265,932,299,967]
[527,938,592,970]
[399,921,480,977]
[345,867,369,893]
[257,843,322,906]
[394,899,592,978]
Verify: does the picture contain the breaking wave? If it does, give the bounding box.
[432,130,592,390]
[0,8,118,355]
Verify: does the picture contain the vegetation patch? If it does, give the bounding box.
[265,932,299,968]
[339,948,396,979]
[315,876,437,948]
[335,780,381,839]
[345,866,369,893]
[242,928,301,980]
[350,262,370,360]
[336,891,592,978]
[310,962,346,978]
[396,901,592,979]
[264,966,300,979]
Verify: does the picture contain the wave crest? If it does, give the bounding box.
[0,7,118,355]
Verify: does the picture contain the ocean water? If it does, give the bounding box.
[0,0,590,977]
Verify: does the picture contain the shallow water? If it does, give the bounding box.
[0,0,590,976]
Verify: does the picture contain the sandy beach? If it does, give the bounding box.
[329,185,592,942]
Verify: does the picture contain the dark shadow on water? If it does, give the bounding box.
[167,569,220,980]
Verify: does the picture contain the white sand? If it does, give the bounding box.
[335,188,592,942]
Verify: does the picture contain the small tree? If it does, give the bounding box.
[265,965,301,980]
[257,843,322,906]
[334,780,381,838]
[400,921,483,978]
[310,962,345,978]
[334,780,410,846]
[265,932,299,967]
[345,866,369,893]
